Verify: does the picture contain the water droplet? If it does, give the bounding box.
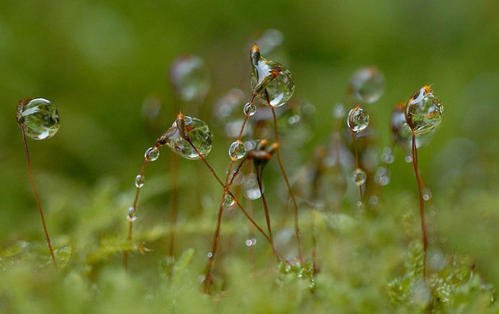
[223,193,235,208]
[207,252,213,258]
[287,114,301,127]
[135,175,144,188]
[170,55,210,102]
[347,105,369,133]
[244,173,262,200]
[228,140,246,161]
[243,102,256,117]
[350,67,385,103]
[406,85,443,136]
[214,89,245,121]
[256,29,284,54]
[380,147,394,164]
[332,103,345,119]
[18,98,60,140]
[374,166,390,186]
[250,46,294,108]
[422,188,432,201]
[163,115,212,160]
[352,168,367,186]
[144,147,160,161]
[404,155,413,163]
[245,238,257,247]
[127,207,137,222]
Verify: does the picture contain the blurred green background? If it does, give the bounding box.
[0,0,498,291]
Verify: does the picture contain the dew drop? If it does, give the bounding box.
[127,215,137,222]
[350,67,385,103]
[144,147,160,162]
[352,168,367,186]
[223,193,235,208]
[374,166,390,186]
[250,46,295,108]
[332,103,345,119]
[347,106,369,133]
[245,238,257,247]
[135,174,144,188]
[404,155,413,163]
[207,252,213,258]
[228,140,246,161]
[170,55,210,102]
[18,98,60,140]
[423,188,432,201]
[164,115,212,160]
[287,114,301,127]
[405,85,443,136]
[243,173,262,200]
[380,147,394,164]
[243,102,256,117]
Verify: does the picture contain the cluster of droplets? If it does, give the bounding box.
[17,98,60,140]
[170,55,210,102]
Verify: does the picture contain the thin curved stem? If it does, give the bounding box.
[268,103,304,264]
[411,131,428,277]
[167,153,179,273]
[123,157,148,269]
[20,126,57,268]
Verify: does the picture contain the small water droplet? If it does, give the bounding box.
[350,67,385,103]
[404,155,413,163]
[223,193,235,208]
[245,238,257,247]
[207,252,213,258]
[144,147,160,161]
[18,98,60,140]
[332,103,345,119]
[422,188,432,201]
[347,106,369,133]
[406,85,443,136]
[228,140,246,161]
[135,174,144,188]
[170,55,210,102]
[250,46,294,108]
[243,102,256,117]
[244,173,262,200]
[164,115,212,160]
[380,147,394,164]
[127,214,137,222]
[374,166,390,186]
[352,168,367,186]
[287,114,301,127]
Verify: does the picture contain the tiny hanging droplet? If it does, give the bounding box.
[163,114,213,160]
[352,168,367,186]
[245,238,257,247]
[244,173,262,200]
[144,147,160,162]
[170,55,210,102]
[135,174,145,188]
[223,193,235,209]
[228,140,246,161]
[250,45,295,108]
[374,166,390,186]
[422,188,432,201]
[18,98,60,140]
[350,67,385,104]
[243,102,256,117]
[405,85,443,136]
[347,105,369,133]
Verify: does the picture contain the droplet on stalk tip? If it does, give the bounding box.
[405,85,443,136]
[170,55,210,102]
[228,140,246,161]
[347,105,369,133]
[135,175,145,188]
[17,98,60,140]
[350,67,385,103]
[250,44,295,108]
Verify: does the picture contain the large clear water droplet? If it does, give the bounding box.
[163,115,212,160]
[228,140,246,161]
[350,67,385,103]
[391,102,432,150]
[170,55,210,102]
[406,86,443,136]
[243,102,256,117]
[352,168,367,186]
[347,106,369,133]
[250,46,294,108]
[18,98,60,140]
[144,147,160,162]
